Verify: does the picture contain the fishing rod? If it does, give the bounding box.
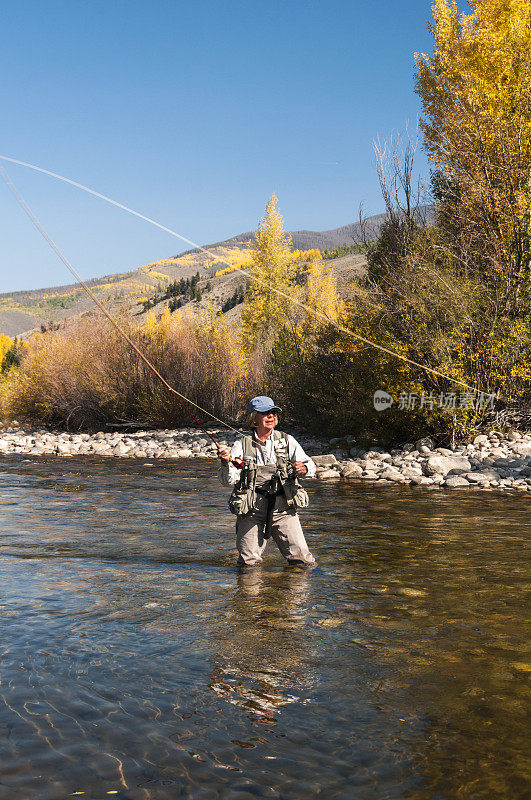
[0,162,245,468]
[0,154,489,396]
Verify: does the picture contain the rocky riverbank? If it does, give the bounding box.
[0,425,529,491]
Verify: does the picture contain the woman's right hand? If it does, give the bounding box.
[217,445,230,464]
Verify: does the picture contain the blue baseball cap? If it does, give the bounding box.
[248,396,282,414]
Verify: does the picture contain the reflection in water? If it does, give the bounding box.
[210,567,313,720]
[0,455,529,799]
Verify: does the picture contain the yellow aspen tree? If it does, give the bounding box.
[415,0,531,311]
[241,193,298,352]
[0,334,11,370]
[302,256,345,334]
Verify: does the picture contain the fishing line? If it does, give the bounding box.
[0,154,488,395]
[0,162,242,445]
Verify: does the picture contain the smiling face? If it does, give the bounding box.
[255,410,278,438]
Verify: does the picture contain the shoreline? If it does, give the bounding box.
[0,425,529,492]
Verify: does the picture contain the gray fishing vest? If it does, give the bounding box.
[228,430,309,516]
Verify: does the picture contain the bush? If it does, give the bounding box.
[2,309,247,430]
[269,311,433,446]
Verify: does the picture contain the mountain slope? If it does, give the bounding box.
[0,212,391,337]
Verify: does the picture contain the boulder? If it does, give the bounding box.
[410,475,433,485]
[363,459,383,471]
[380,469,406,483]
[425,455,471,476]
[445,476,470,487]
[415,437,435,451]
[312,454,339,467]
[56,443,74,455]
[511,443,531,458]
[349,447,364,457]
[317,468,341,480]
[490,447,508,457]
[401,467,423,479]
[342,463,363,478]
[465,472,491,484]
[475,468,501,482]
[473,434,490,446]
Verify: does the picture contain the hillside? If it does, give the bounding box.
[0,215,387,337]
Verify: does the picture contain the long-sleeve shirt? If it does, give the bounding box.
[218,430,316,487]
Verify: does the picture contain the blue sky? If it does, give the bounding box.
[1,1,455,292]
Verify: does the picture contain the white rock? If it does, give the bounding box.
[445,476,470,487]
[380,469,406,483]
[363,459,383,471]
[425,455,471,476]
[317,469,341,480]
[512,443,531,458]
[362,470,380,480]
[312,454,339,467]
[401,466,423,478]
[342,463,363,478]
[465,472,491,484]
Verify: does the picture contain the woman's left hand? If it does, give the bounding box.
[293,461,307,476]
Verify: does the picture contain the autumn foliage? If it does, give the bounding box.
[2,310,244,429]
[415,0,531,313]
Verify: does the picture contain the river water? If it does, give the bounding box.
[0,456,529,800]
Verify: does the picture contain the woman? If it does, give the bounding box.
[217,396,316,566]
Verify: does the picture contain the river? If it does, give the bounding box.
[0,456,529,799]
